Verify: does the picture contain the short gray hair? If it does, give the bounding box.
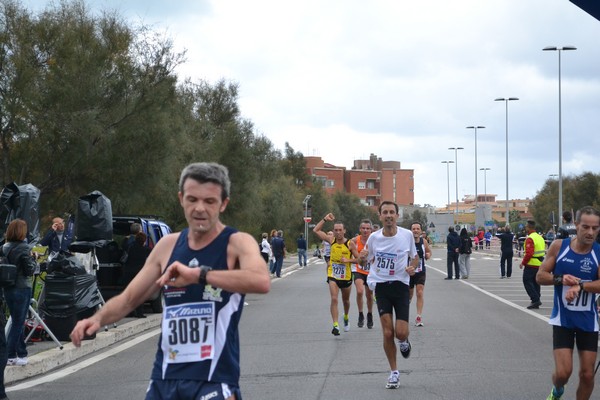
[179,162,231,201]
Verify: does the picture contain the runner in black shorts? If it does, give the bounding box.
[409,222,431,327]
[363,201,419,389]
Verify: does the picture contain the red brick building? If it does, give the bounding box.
[305,153,414,209]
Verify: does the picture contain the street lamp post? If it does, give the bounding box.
[543,46,576,225]
[448,147,464,226]
[466,126,485,206]
[303,195,311,249]
[441,161,454,216]
[494,97,519,226]
[480,168,490,203]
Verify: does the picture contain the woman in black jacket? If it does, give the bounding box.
[1,219,36,367]
[458,228,473,279]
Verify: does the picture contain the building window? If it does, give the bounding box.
[327,180,335,188]
[358,181,366,189]
[366,180,375,189]
[314,176,326,187]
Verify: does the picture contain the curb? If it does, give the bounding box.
[6,314,161,384]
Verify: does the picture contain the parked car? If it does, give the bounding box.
[96,215,172,313]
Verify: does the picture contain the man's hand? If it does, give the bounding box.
[519,264,524,270]
[70,318,100,347]
[562,274,579,286]
[323,213,335,222]
[565,285,580,303]
[156,261,200,288]
[406,264,416,276]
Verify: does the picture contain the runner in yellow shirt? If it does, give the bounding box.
[314,212,360,335]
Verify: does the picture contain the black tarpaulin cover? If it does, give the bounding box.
[0,182,40,244]
[76,190,113,241]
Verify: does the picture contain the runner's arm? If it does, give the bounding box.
[313,213,334,242]
[158,231,270,295]
[536,240,565,285]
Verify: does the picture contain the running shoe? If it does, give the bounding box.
[331,326,340,336]
[546,387,564,400]
[15,357,27,366]
[399,339,411,359]
[415,315,423,327]
[385,371,400,389]
[343,316,350,332]
[367,312,374,329]
[6,358,16,366]
[357,312,364,328]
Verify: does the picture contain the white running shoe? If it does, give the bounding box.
[386,371,400,389]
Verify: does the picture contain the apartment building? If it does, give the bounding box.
[305,154,415,209]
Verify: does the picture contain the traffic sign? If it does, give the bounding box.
[303,217,312,223]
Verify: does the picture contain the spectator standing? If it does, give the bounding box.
[0,219,37,366]
[477,229,484,250]
[446,227,460,280]
[40,216,73,253]
[519,220,545,309]
[458,228,472,279]
[268,229,277,273]
[260,233,271,264]
[297,234,307,267]
[496,226,515,279]
[271,230,286,278]
[122,222,142,253]
[484,230,492,249]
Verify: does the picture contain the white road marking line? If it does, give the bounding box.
[8,329,161,392]
[428,265,550,323]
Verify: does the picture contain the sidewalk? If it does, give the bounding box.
[6,257,306,385]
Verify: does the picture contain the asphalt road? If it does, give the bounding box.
[6,249,583,400]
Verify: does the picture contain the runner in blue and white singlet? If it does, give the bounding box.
[549,238,600,332]
[151,227,244,385]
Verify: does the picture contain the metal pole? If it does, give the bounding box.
[543,45,576,233]
[558,49,563,225]
[505,100,509,226]
[441,161,454,220]
[495,98,518,226]
[467,126,485,207]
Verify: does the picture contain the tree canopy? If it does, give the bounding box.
[0,0,378,246]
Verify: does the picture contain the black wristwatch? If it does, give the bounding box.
[579,281,585,293]
[553,274,563,286]
[199,265,212,286]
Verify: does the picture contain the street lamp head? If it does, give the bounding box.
[480,167,491,171]
[441,160,454,164]
[508,97,519,101]
[544,46,577,51]
[494,97,505,102]
[466,126,486,130]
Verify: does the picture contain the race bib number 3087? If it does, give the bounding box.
[161,302,215,364]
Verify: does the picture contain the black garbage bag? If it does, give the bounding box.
[39,272,103,318]
[76,191,113,241]
[47,252,88,275]
[0,182,40,244]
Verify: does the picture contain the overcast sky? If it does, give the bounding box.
[28,1,600,208]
